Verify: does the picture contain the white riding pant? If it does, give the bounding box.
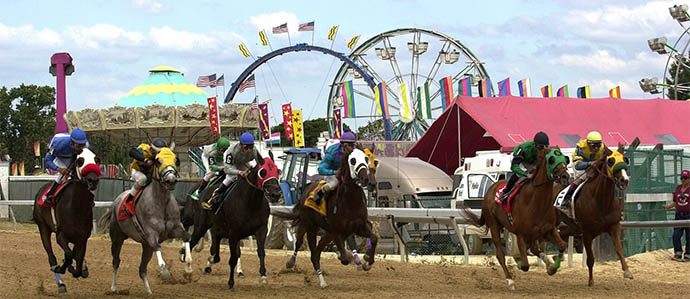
[222,174,239,187]
[129,168,148,196]
[322,175,339,192]
[203,170,218,182]
[52,157,70,183]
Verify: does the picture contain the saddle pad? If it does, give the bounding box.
[554,179,587,220]
[38,182,70,208]
[117,189,144,221]
[304,180,327,216]
[494,180,528,213]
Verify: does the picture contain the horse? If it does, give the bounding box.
[462,147,571,290]
[33,148,101,294]
[272,147,378,288]
[99,145,192,295]
[204,156,282,290]
[555,144,632,286]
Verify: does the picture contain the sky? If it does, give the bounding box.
[0,0,683,130]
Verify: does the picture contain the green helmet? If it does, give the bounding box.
[216,137,230,150]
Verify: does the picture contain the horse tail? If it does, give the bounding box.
[460,205,485,228]
[270,209,299,220]
[97,207,113,234]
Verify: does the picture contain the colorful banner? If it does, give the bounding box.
[417,82,432,119]
[400,82,412,121]
[577,85,591,98]
[282,103,294,140]
[440,76,455,110]
[11,163,17,176]
[333,108,343,139]
[34,141,40,157]
[328,25,338,40]
[207,97,220,135]
[497,78,511,96]
[238,44,250,58]
[557,85,569,97]
[518,78,531,97]
[541,84,553,97]
[458,77,471,97]
[292,109,305,147]
[19,162,24,176]
[259,30,269,46]
[374,83,390,120]
[258,103,270,140]
[609,86,621,98]
[347,35,360,49]
[267,132,281,145]
[342,81,355,118]
[478,77,492,97]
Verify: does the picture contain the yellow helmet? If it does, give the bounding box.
[586,131,602,144]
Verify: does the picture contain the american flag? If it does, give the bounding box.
[238,74,256,93]
[196,73,216,87]
[298,21,314,32]
[272,23,288,34]
[212,74,224,87]
[250,97,258,110]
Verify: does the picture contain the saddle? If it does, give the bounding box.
[494,178,529,213]
[117,188,145,221]
[554,179,588,220]
[38,181,71,208]
[305,180,329,216]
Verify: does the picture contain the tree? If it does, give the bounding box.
[0,84,56,171]
[665,60,690,100]
[356,119,385,140]
[270,117,351,148]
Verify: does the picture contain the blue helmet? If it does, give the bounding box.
[70,129,87,144]
[240,132,255,145]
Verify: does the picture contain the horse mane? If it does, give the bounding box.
[531,147,549,185]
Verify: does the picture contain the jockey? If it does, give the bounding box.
[499,131,549,204]
[313,131,357,204]
[202,132,263,210]
[43,129,89,205]
[190,137,230,200]
[561,131,604,209]
[123,137,168,207]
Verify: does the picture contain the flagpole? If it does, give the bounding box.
[329,26,338,50]
[312,26,315,46]
[222,73,226,99]
[287,27,292,46]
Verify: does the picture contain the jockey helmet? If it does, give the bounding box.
[533,131,549,147]
[341,131,356,143]
[217,137,230,150]
[240,132,255,145]
[152,137,168,148]
[70,129,87,144]
[586,131,602,144]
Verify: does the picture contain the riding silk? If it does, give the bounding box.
[306,180,328,216]
[117,188,144,221]
[494,180,528,213]
[555,181,586,219]
[38,182,70,208]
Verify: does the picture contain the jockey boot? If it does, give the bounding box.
[202,184,228,210]
[191,179,209,200]
[313,188,325,205]
[500,175,518,204]
[44,181,60,205]
[561,183,578,209]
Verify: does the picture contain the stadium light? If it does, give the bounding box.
[670,4,690,22]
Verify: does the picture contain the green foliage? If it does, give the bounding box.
[88,135,129,166]
[665,60,690,100]
[356,119,385,140]
[270,117,351,148]
[0,84,56,170]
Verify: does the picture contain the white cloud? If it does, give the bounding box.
[149,26,218,51]
[0,24,61,47]
[549,50,666,75]
[249,12,301,34]
[130,0,165,14]
[64,24,145,49]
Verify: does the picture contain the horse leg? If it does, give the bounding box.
[543,227,567,275]
[227,239,240,290]
[169,221,193,278]
[72,237,88,279]
[516,235,529,272]
[139,244,154,294]
[583,233,595,287]
[109,220,126,293]
[286,224,307,269]
[54,233,74,275]
[488,224,514,290]
[307,229,327,288]
[38,223,65,293]
[255,225,269,285]
[205,230,222,274]
[608,223,633,280]
[529,240,554,275]
[358,222,379,270]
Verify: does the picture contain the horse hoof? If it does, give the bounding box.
[183,272,192,280]
[260,276,267,285]
[58,284,67,294]
[547,266,557,276]
[340,259,350,266]
[160,270,171,281]
[507,279,515,291]
[194,245,203,253]
[237,272,245,278]
[213,255,221,264]
[588,280,594,287]
[178,247,185,255]
[179,254,186,263]
[361,263,372,271]
[81,268,89,279]
[286,261,295,269]
[624,271,634,279]
[227,282,235,290]
[204,267,212,274]
[319,282,328,289]
[357,264,363,271]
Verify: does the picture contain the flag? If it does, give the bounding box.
[458,77,471,97]
[34,141,40,157]
[19,162,24,176]
[327,25,338,40]
[207,97,220,134]
[272,23,288,34]
[417,82,432,119]
[400,82,413,121]
[250,97,259,110]
[478,77,492,97]
[440,76,455,110]
[341,81,356,118]
[374,82,390,120]
[540,84,553,97]
[259,30,269,46]
[196,73,216,87]
[282,103,294,140]
[292,109,305,147]
[267,132,281,145]
[258,103,270,140]
[238,44,250,57]
[11,163,17,176]
[609,86,621,98]
[238,74,256,93]
[557,85,569,97]
[347,35,360,49]
[518,78,531,97]
[497,78,511,96]
[298,21,314,32]
[333,108,343,139]
[214,75,224,87]
[577,85,591,98]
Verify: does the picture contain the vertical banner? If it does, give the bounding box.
[34,141,41,157]
[479,77,492,97]
[341,81,356,118]
[540,84,553,97]
[440,76,455,110]
[207,97,220,135]
[557,85,569,97]
[375,82,390,120]
[258,103,270,140]
[497,78,511,96]
[282,103,294,140]
[577,85,591,98]
[333,108,343,139]
[609,86,621,98]
[19,162,25,176]
[417,82,432,119]
[11,163,17,176]
[400,82,412,121]
[292,109,305,147]
[518,78,531,97]
[458,77,471,97]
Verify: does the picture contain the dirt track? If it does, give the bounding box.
[0,221,687,299]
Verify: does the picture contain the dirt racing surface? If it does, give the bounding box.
[0,221,687,299]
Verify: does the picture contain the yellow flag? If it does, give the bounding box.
[238,44,250,57]
[259,30,268,46]
[327,25,338,40]
[375,85,382,115]
[292,109,305,147]
[400,82,411,121]
[347,35,360,49]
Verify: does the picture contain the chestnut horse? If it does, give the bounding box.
[463,147,570,290]
[555,144,632,286]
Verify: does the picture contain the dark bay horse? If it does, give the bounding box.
[272,148,378,288]
[463,147,571,290]
[33,148,101,293]
[555,144,632,286]
[100,146,192,295]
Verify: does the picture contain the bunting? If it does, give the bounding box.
[34,141,40,157]
[238,44,250,58]
[374,83,390,120]
[19,162,24,176]
[417,82,432,119]
[458,77,471,97]
[400,82,412,121]
[11,163,17,176]
[327,25,338,40]
[540,84,553,97]
[577,85,591,98]
[259,30,269,46]
[609,86,621,98]
[207,97,220,135]
[557,85,569,97]
[440,76,454,110]
[341,81,355,118]
[292,109,305,147]
[497,78,511,96]
[333,108,343,139]
[258,103,270,140]
[478,77,492,98]
[518,78,531,97]
[282,103,294,140]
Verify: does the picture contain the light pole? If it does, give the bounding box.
[49,53,74,134]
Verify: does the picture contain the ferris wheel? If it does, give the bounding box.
[327,28,491,141]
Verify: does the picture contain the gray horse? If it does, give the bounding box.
[101,146,192,294]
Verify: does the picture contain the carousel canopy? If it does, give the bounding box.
[116,66,207,107]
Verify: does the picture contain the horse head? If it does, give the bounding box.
[604,144,630,191]
[253,157,282,203]
[546,147,571,186]
[362,147,379,193]
[345,148,370,188]
[75,148,101,191]
[154,146,179,190]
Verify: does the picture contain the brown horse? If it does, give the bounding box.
[463,147,570,290]
[33,148,101,294]
[272,148,378,288]
[555,144,632,286]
